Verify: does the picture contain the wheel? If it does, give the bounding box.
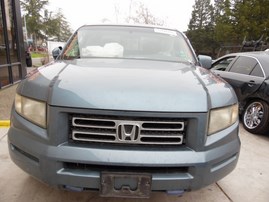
[243,100,269,134]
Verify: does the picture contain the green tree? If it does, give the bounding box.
[213,0,241,56]
[21,0,73,46]
[21,0,49,44]
[187,0,216,56]
[186,0,269,58]
[188,0,214,30]
[43,9,73,41]
[53,10,73,41]
[233,0,269,41]
[214,0,236,43]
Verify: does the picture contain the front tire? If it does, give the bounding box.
[243,100,269,134]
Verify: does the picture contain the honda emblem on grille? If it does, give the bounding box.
[118,123,140,142]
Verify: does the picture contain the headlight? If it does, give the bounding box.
[15,94,47,128]
[208,104,238,135]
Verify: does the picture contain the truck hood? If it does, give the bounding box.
[19,59,236,112]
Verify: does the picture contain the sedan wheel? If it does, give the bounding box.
[243,101,269,134]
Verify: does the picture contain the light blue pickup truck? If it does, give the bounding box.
[8,24,240,198]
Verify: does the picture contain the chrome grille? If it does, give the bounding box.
[70,115,186,145]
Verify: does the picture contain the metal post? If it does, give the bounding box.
[24,14,28,41]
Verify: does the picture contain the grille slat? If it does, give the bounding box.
[73,128,116,135]
[72,117,116,128]
[70,115,186,145]
[73,130,116,137]
[141,128,183,131]
[140,134,183,138]
[73,133,116,142]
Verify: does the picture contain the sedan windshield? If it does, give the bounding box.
[62,25,195,63]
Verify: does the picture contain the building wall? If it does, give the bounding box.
[0,0,26,89]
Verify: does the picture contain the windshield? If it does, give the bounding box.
[62,25,196,63]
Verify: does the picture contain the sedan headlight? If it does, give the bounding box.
[208,104,238,135]
[15,94,47,128]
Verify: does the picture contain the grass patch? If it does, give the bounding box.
[31,52,47,58]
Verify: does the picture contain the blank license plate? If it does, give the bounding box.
[100,172,152,198]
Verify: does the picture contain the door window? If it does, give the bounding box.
[229,56,257,75]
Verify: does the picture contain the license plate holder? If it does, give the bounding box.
[100,172,152,198]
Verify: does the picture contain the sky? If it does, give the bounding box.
[47,0,196,32]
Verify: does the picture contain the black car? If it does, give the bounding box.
[211,51,269,134]
[24,42,32,67]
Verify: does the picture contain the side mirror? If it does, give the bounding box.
[52,46,62,60]
[198,55,212,69]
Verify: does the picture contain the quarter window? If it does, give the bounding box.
[250,63,264,77]
[229,56,257,75]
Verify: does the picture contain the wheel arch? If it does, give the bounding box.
[240,97,269,115]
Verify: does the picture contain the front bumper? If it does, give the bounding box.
[8,109,240,193]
